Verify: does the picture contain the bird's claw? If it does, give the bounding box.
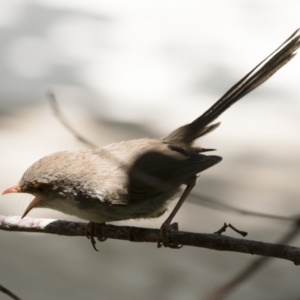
[86,222,107,251]
[157,222,182,249]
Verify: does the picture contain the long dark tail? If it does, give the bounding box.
[165,28,300,145]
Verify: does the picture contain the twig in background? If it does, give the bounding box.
[0,283,22,300]
[190,193,297,222]
[46,91,98,148]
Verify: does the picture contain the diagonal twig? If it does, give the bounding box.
[190,193,297,222]
[0,283,22,300]
[46,92,98,148]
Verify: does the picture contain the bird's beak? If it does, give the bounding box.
[2,186,21,195]
[21,196,41,219]
[2,185,40,219]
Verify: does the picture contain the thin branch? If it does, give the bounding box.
[46,92,98,148]
[0,283,22,300]
[190,193,297,222]
[204,220,300,300]
[1,216,300,264]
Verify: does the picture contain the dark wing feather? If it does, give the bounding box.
[126,143,221,202]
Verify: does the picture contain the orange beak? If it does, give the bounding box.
[2,185,40,219]
[2,186,21,195]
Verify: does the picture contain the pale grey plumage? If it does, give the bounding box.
[19,139,221,222]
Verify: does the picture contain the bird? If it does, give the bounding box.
[3,28,300,250]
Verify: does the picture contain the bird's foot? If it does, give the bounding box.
[157,222,182,249]
[86,222,107,251]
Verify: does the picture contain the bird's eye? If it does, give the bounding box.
[26,182,48,193]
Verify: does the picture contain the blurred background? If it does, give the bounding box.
[0,1,300,299]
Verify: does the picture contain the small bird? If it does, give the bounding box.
[3,29,300,250]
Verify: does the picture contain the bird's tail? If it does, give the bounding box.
[165,28,300,145]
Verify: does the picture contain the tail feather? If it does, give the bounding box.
[165,28,300,145]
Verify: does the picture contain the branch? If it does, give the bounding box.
[191,193,297,222]
[1,215,300,264]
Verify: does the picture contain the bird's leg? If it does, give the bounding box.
[86,222,98,251]
[157,176,197,248]
[86,222,107,251]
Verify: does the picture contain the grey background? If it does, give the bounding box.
[0,1,300,299]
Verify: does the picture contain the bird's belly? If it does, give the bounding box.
[43,188,181,223]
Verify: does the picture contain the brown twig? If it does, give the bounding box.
[228,223,247,237]
[1,215,300,264]
[214,223,228,235]
[214,223,248,237]
[46,91,98,148]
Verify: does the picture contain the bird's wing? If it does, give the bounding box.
[122,143,221,203]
